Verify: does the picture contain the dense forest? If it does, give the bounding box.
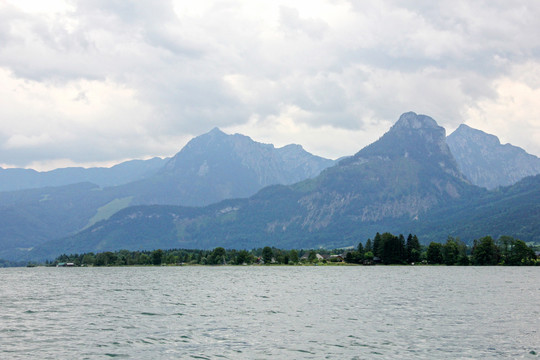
[42,233,538,267]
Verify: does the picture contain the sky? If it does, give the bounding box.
[1,0,540,170]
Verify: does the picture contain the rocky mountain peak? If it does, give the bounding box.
[352,112,452,162]
[200,127,229,139]
[149,127,335,206]
[208,126,225,134]
[391,111,441,131]
[388,112,447,149]
[338,112,465,184]
[450,124,500,147]
[194,127,228,143]
[447,124,540,189]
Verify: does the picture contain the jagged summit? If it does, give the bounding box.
[391,112,440,131]
[447,123,540,189]
[191,126,228,142]
[25,111,540,261]
[138,126,335,206]
[306,112,475,226]
[450,124,501,147]
[347,112,457,177]
[205,127,227,137]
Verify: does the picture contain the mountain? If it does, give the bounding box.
[0,157,168,192]
[414,174,540,244]
[0,129,335,260]
[447,124,540,189]
[118,127,335,206]
[29,112,508,260]
[289,111,474,226]
[0,182,114,260]
[28,173,540,260]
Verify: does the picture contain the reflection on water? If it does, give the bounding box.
[0,266,539,359]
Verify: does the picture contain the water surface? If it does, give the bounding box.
[1,266,538,359]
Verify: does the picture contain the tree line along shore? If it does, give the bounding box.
[39,233,539,268]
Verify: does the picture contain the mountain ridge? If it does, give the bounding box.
[24,112,512,261]
[4,113,540,261]
[125,127,335,206]
[0,157,168,192]
[0,130,336,260]
[447,124,540,189]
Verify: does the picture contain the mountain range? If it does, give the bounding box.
[116,127,335,207]
[6,112,539,261]
[1,112,540,261]
[0,157,168,192]
[3,121,537,195]
[0,131,335,260]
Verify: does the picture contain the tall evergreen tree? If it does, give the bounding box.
[380,232,405,264]
[365,239,373,253]
[398,234,406,262]
[357,242,365,259]
[406,234,421,263]
[373,232,382,258]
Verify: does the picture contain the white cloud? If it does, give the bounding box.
[0,67,183,167]
[1,0,540,169]
[223,106,386,160]
[464,61,540,156]
[5,133,53,149]
[3,0,73,14]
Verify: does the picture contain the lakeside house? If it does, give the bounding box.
[300,253,324,261]
[56,262,75,267]
[300,253,343,262]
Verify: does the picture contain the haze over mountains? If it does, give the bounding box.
[0,158,168,192]
[3,120,538,195]
[119,127,335,207]
[0,131,335,260]
[1,112,539,261]
[447,124,540,189]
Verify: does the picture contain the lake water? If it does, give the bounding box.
[0,266,538,359]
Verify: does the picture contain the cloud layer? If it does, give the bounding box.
[1,0,539,169]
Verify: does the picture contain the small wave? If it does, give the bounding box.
[104,353,129,358]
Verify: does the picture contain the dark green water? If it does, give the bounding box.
[1,266,538,359]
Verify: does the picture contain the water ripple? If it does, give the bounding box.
[0,266,538,359]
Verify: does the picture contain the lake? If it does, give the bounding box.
[0,266,538,359]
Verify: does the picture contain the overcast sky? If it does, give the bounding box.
[1,0,540,170]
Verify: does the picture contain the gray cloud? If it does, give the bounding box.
[1,0,540,169]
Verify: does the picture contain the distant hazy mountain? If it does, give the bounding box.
[0,182,112,258]
[8,115,540,261]
[412,174,540,244]
[0,157,168,192]
[0,129,335,260]
[447,124,540,189]
[121,127,336,206]
[29,173,540,261]
[32,112,517,259]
